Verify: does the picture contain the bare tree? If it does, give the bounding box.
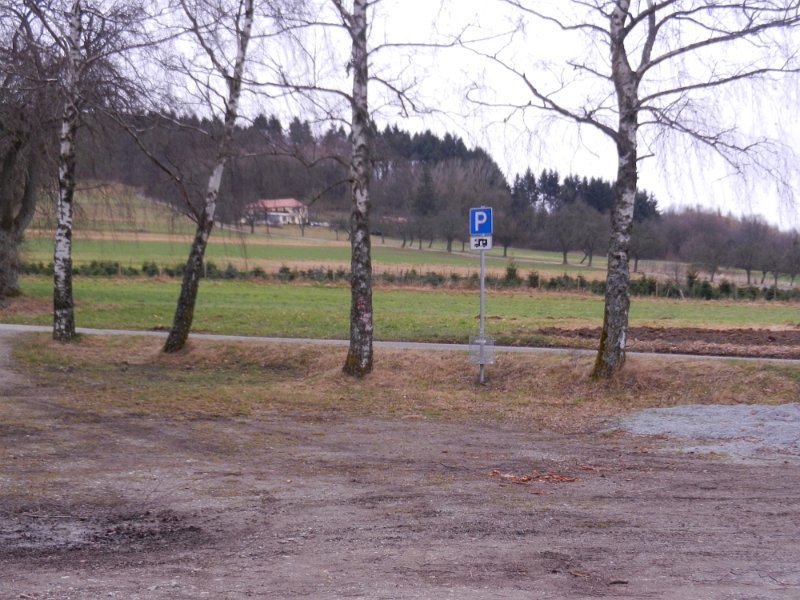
[682,212,734,282]
[25,0,150,340]
[759,230,791,290]
[732,215,770,284]
[470,1,800,377]
[158,0,255,353]
[257,0,445,376]
[0,4,57,298]
[542,203,580,265]
[430,158,505,252]
[629,218,666,273]
[574,201,610,268]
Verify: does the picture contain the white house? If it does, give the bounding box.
[244,198,309,225]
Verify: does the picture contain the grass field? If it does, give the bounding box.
[26,184,794,287]
[4,278,799,343]
[21,229,613,279]
[23,185,620,279]
[10,185,799,345]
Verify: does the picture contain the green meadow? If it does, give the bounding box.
[9,187,798,344]
[6,277,799,342]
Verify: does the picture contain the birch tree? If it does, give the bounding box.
[470,0,800,377]
[25,0,150,340]
[158,0,255,353]
[331,0,373,375]
[259,0,441,376]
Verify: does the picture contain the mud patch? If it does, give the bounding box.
[0,508,203,557]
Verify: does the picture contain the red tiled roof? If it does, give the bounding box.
[246,198,306,210]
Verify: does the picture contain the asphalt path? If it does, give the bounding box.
[3,323,800,364]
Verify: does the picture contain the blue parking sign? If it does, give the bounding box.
[469,207,493,235]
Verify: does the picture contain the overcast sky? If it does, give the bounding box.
[239,0,800,228]
[379,0,800,228]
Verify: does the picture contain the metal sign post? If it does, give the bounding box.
[468,207,494,383]
[479,245,486,383]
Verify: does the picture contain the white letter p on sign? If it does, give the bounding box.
[475,212,487,228]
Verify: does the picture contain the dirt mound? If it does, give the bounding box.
[536,326,800,359]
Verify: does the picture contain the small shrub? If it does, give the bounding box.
[503,261,523,286]
[718,279,734,297]
[142,261,160,277]
[277,265,294,282]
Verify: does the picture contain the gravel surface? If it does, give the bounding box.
[616,403,800,458]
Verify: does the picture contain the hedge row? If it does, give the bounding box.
[17,260,800,301]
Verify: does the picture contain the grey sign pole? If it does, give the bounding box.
[469,206,493,384]
[479,246,485,383]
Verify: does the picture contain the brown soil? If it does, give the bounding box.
[536,326,800,359]
[2,332,800,599]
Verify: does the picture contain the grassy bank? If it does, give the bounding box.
[11,333,800,430]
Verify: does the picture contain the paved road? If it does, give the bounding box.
[3,323,800,364]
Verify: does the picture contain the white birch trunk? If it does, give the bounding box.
[593,0,638,379]
[163,0,254,353]
[342,0,373,376]
[53,0,83,341]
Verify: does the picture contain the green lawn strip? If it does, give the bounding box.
[5,278,799,343]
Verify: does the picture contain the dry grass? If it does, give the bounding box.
[12,333,800,433]
[0,295,51,315]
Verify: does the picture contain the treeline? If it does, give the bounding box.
[78,112,664,265]
[53,113,800,288]
[76,113,501,222]
[636,210,800,286]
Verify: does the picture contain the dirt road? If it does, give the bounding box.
[2,332,800,599]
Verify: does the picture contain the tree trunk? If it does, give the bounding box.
[588,252,594,268]
[428,236,434,249]
[446,238,452,252]
[503,244,509,258]
[0,152,38,298]
[593,3,638,379]
[0,230,20,297]
[163,224,211,352]
[746,268,751,285]
[461,241,465,252]
[0,144,21,297]
[53,0,83,342]
[163,0,254,353]
[562,250,568,265]
[633,256,638,272]
[342,0,373,377]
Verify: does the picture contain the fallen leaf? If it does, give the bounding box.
[490,471,579,484]
[570,571,589,578]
